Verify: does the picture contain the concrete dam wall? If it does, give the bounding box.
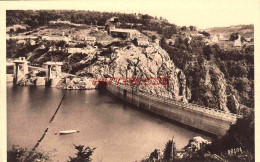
[106,83,240,136]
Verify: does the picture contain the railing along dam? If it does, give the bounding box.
[105,83,242,136]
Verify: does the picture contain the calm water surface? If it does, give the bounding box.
[7,84,211,162]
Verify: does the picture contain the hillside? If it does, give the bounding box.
[204,24,254,39]
[6,10,254,113]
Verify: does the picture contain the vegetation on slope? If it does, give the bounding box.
[143,111,254,162]
[6,10,254,112]
[160,35,254,111]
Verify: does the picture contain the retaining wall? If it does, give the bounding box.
[106,84,239,136]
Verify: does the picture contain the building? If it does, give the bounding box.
[137,37,150,47]
[17,39,27,45]
[8,35,38,40]
[97,26,106,30]
[217,34,226,41]
[245,38,252,42]
[190,33,204,37]
[234,34,242,47]
[98,40,111,46]
[97,56,105,61]
[42,35,71,43]
[105,17,120,33]
[210,35,219,43]
[153,39,160,44]
[110,29,141,40]
[84,36,96,45]
[67,46,96,54]
[166,38,176,46]
[49,20,70,26]
[7,24,28,33]
[49,19,81,27]
[49,19,71,25]
[30,39,36,46]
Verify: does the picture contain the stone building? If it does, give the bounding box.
[110,28,141,40]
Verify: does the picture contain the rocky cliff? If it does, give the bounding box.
[185,60,231,112]
[77,42,247,112]
[84,43,191,103]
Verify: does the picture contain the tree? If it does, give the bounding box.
[229,32,240,41]
[9,28,14,36]
[163,138,177,160]
[208,111,254,160]
[7,145,50,162]
[199,31,211,37]
[151,35,157,41]
[149,149,160,160]
[189,25,197,31]
[160,37,166,47]
[68,145,96,162]
[132,38,138,46]
[181,26,187,31]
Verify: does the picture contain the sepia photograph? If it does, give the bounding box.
[1,0,258,161]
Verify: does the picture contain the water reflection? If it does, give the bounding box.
[7,84,211,162]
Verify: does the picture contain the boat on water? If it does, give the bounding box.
[59,130,79,135]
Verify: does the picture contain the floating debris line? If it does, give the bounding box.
[49,90,67,123]
[28,89,67,156]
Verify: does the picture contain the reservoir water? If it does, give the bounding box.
[7,84,211,162]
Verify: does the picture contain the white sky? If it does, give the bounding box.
[1,0,259,29]
[83,0,258,29]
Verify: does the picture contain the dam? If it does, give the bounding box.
[105,83,242,136]
[6,57,242,136]
[6,57,63,87]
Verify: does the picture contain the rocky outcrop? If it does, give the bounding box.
[227,94,240,113]
[17,74,37,86]
[186,60,230,112]
[184,136,211,151]
[56,76,96,90]
[88,43,191,102]
[142,136,212,162]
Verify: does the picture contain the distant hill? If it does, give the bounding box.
[204,24,254,39]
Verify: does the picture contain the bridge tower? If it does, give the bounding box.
[44,62,63,87]
[13,57,29,84]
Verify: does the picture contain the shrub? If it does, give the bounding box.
[163,139,177,160]
[68,145,96,162]
[7,145,50,162]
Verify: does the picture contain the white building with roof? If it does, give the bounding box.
[137,37,150,47]
[84,36,96,45]
[234,35,242,47]
[42,35,71,43]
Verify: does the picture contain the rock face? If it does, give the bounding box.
[227,94,240,113]
[188,61,230,112]
[88,43,191,102]
[17,74,37,86]
[85,43,241,112]
[184,136,211,151]
[57,76,96,90]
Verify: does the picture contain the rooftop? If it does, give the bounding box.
[110,28,140,34]
[44,62,63,65]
